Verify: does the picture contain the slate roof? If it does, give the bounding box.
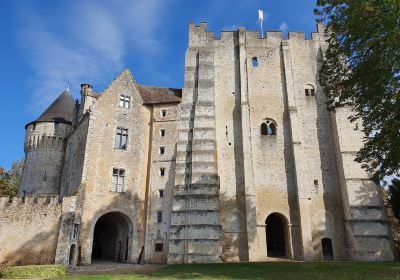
[26,90,75,128]
[137,85,182,104]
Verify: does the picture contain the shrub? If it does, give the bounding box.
[0,264,66,279]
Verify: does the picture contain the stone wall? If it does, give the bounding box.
[0,196,62,266]
[144,103,178,264]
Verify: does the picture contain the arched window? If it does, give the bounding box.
[305,84,315,97]
[261,119,277,136]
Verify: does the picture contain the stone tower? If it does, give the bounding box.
[20,90,74,195]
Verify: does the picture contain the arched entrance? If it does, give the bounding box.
[321,238,334,261]
[91,212,132,263]
[265,213,287,257]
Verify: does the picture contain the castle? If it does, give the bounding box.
[0,22,394,266]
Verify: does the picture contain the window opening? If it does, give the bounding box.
[159,146,165,155]
[119,95,131,108]
[252,57,258,67]
[111,168,125,192]
[157,211,163,223]
[155,243,164,252]
[115,128,128,149]
[159,189,164,198]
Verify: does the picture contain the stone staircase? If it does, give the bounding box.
[168,50,222,263]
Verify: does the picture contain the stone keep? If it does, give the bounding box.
[0,22,394,266]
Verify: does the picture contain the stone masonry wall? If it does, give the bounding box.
[0,196,62,266]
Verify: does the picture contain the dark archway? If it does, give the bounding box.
[91,212,132,263]
[265,213,286,257]
[322,238,334,261]
[69,244,76,266]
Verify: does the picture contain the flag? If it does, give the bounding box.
[258,10,264,21]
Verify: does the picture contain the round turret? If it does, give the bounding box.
[19,90,75,195]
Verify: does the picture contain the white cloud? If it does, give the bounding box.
[279,22,288,33]
[17,0,167,115]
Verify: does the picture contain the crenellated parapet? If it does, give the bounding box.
[24,135,65,153]
[0,195,63,208]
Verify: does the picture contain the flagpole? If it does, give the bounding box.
[260,19,264,38]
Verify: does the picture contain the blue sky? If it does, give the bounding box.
[0,0,317,169]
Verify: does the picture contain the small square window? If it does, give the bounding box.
[155,243,163,252]
[314,179,319,186]
[161,110,167,117]
[160,168,165,176]
[157,211,163,223]
[252,57,258,67]
[160,129,166,137]
[119,95,131,109]
[159,189,164,198]
[159,147,165,155]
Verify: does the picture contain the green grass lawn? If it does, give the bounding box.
[53,262,400,280]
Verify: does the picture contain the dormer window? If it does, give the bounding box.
[119,95,131,108]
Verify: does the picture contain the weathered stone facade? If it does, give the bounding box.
[0,22,394,266]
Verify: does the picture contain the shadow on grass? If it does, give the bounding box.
[55,262,400,280]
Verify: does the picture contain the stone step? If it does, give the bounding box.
[174,184,219,196]
[171,211,220,226]
[169,225,221,240]
[172,196,219,211]
[175,173,219,185]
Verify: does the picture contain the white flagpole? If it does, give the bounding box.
[258,10,264,38]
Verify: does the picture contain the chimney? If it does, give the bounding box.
[80,84,93,95]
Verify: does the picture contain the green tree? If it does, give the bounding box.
[315,0,400,182]
[0,160,24,196]
[389,179,400,220]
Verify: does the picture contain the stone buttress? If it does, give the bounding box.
[168,23,222,263]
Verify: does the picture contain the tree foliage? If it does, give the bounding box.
[315,0,400,182]
[389,179,400,220]
[0,160,24,196]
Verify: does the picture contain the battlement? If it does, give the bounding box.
[188,22,326,47]
[0,195,63,207]
[24,135,65,153]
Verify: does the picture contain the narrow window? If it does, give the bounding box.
[71,224,79,240]
[31,123,36,131]
[155,243,164,252]
[160,129,166,137]
[159,189,164,198]
[252,57,258,67]
[159,146,165,155]
[157,211,163,223]
[261,123,268,135]
[119,95,131,108]
[314,179,319,186]
[161,110,167,117]
[111,168,125,192]
[269,123,277,135]
[160,168,165,176]
[54,122,60,129]
[115,127,128,150]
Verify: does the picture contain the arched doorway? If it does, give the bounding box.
[265,213,287,257]
[91,212,132,263]
[321,238,334,261]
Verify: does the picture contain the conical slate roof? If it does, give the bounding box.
[26,90,75,128]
